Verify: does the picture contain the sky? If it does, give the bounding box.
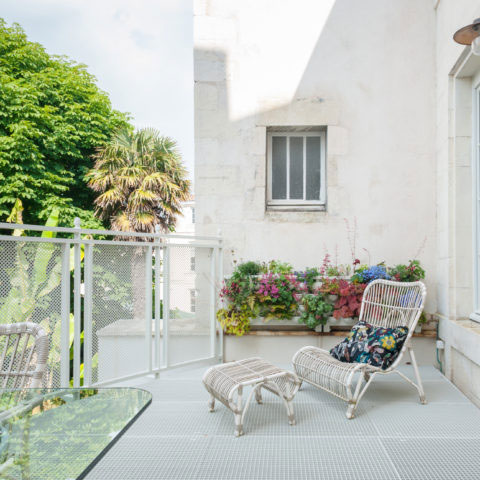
[1,0,195,180]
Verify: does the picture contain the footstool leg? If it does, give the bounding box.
[255,386,263,405]
[234,386,244,437]
[234,413,244,437]
[208,395,215,412]
[284,380,295,425]
[286,400,295,425]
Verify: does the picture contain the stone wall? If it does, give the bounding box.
[194,0,438,313]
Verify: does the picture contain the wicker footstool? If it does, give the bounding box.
[202,357,300,436]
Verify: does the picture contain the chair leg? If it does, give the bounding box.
[208,395,215,412]
[346,373,365,420]
[409,347,427,404]
[346,402,357,419]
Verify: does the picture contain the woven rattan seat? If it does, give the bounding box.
[203,357,300,436]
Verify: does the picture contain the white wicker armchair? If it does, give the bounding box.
[0,322,49,389]
[292,279,427,419]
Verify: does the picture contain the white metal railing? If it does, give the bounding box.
[0,220,223,388]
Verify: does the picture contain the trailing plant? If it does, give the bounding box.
[389,260,425,282]
[216,305,253,336]
[220,268,257,311]
[299,293,334,329]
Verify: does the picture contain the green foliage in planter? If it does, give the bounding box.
[389,260,425,282]
[234,261,262,277]
[298,293,334,329]
[295,267,320,292]
[260,260,293,275]
[216,305,253,336]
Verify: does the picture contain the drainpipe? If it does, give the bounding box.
[436,319,444,373]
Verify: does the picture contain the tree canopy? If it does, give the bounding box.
[0,18,131,227]
[87,127,191,233]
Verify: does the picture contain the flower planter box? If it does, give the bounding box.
[250,316,310,331]
[321,318,424,334]
[320,317,356,333]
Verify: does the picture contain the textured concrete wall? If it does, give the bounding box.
[194,0,438,312]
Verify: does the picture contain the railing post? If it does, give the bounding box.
[162,242,170,368]
[154,225,162,376]
[217,230,223,362]
[145,244,153,373]
[210,246,217,358]
[83,243,93,386]
[73,217,82,387]
[60,243,71,387]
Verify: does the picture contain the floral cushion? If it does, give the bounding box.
[329,321,409,370]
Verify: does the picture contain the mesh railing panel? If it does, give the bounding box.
[89,244,151,384]
[167,245,214,365]
[0,240,65,388]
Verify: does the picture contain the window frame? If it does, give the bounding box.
[267,130,326,208]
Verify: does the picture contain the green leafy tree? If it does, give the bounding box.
[0,19,131,227]
[86,127,191,233]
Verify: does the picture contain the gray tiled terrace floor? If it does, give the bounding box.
[86,364,480,480]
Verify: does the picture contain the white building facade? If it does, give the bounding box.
[194,0,480,405]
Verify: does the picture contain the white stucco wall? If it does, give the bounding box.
[194,0,437,312]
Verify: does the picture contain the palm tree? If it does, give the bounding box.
[86,127,191,233]
[87,127,191,323]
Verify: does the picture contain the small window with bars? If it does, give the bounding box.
[190,256,195,271]
[267,130,326,208]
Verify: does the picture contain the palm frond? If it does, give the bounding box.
[95,188,124,208]
[111,212,132,232]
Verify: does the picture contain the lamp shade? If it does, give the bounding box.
[453,18,480,45]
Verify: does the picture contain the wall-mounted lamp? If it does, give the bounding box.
[453,18,480,55]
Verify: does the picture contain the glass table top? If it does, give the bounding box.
[0,387,152,480]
